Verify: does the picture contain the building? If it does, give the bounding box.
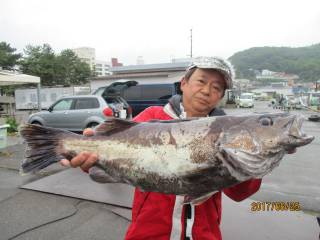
[72,47,96,70]
[95,60,111,77]
[256,69,299,82]
[233,78,253,92]
[111,58,123,67]
[89,61,191,92]
[251,87,293,98]
[72,47,113,77]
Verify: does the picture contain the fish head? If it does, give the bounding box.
[219,113,314,179]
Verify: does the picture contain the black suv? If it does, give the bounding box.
[94,81,181,117]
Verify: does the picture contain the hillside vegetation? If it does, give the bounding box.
[229,44,320,82]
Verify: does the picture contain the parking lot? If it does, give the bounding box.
[0,100,319,240]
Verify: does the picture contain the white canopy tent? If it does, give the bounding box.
[0,71,40,85]
[0,71,41,111]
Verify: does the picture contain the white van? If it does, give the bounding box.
[237,93,254,108]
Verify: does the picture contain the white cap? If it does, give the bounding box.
[187,56,235,89]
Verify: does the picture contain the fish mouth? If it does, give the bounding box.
[284,134,314,150]
[281,115,315,149]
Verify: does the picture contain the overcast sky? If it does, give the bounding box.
[1,0,320,65]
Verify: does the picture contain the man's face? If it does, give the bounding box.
[180,68,225,117]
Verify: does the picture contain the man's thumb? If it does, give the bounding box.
[83,128,94,136]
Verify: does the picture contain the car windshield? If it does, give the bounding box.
[240,95,253,99]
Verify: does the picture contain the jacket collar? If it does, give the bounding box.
[164,94,226,119]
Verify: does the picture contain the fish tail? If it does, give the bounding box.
[19,124,77,174]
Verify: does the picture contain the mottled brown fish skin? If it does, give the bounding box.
[20,113,314,200]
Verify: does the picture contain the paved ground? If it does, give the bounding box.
[0,101,319,240]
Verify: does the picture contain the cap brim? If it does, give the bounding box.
[187,65,232,89]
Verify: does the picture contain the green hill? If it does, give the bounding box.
[229,44,320,82]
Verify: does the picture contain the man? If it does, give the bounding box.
[60,56,262,239]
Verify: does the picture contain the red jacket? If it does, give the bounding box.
[125,106,261,240]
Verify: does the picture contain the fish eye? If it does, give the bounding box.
[259,117,273,126]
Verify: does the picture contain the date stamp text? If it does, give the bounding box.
[251,201,301,212]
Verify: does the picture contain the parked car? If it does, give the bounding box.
[28,95,131,131]
[94,81,181,117]
[237,93,254,108]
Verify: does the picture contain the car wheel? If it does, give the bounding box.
[87,122,99,129]
[32,121,42,126]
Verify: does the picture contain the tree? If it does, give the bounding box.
[20,44,56,86]
[0,41,21,70]
[229,43,320,82]
[20,44,92,86]
[55,49,91,86]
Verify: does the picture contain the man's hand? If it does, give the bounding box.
[60,128,98,172]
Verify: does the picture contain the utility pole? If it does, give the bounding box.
[190,29,193,58]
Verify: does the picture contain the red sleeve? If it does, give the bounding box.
[133,106,165,123]
[133,107,155,122]
[223,178,262,202]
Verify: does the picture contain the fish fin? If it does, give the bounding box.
[88,166,121,183]
[148,118,197,123]
[183,192,216,205]
[19,124,75,174]
[95,118,138,136]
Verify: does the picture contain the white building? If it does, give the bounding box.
[95,60,111,76]
[261,69,276,76]
[256,69,299,81]
[72,47,111,77]
[72,47,96,69]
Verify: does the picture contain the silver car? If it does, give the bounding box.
[28,95,131,131]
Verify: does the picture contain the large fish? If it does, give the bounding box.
[20,113,314,204]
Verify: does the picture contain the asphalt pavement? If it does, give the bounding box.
[0,101,319,240]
